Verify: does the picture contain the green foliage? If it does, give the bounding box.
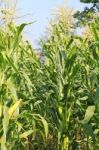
[0,23,48,150]
[40,16,99,149]
[80,0,98,3]
[74,0,99,27]
[0,3,99,150]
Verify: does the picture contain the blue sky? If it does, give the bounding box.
[17,0,91,47]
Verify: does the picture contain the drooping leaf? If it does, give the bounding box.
[13,23,33,50]
[8,99,22,118]
[82,106,95,124]
[19,130,34,139]
[33,114,48,139]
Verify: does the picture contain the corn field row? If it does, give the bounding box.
[0,1,99,150]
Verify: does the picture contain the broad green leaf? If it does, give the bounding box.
[19,130,33,139]
[8,99,22,118]
[34,114,48,139]
[80,96,88,101]
[82,106,95,124]
[41,117,48,139]
[34,100,42,107]
[39,115,48,139]
[13,23,33,50]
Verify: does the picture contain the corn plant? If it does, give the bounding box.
[40,16,99,149]
[0,22,48,150]
[0,2,99,149]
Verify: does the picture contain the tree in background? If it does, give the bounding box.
[80,0,98,3]
[74,0,99,26]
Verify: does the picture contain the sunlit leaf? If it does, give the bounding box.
[8,99,22,118]
[82,106,95,124]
